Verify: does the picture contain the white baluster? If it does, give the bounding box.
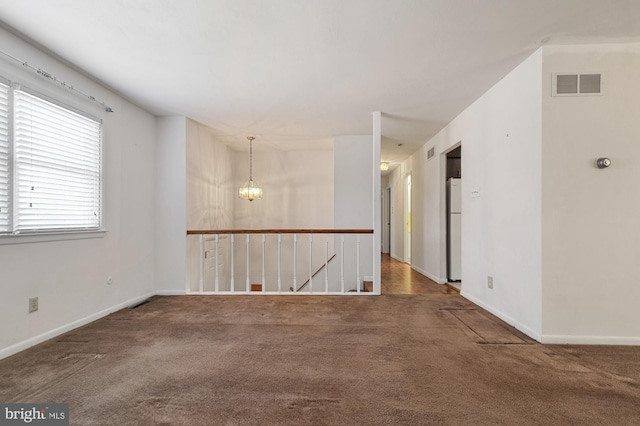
[230,234,235,292]
[199,234,204,293]
[340,235,345,293]
[262,234,266,293]
[324,236,329,293]
[309,234,313,294]
[293,234,297,292]
[277,234,282,293]
[356,234,361,293]
[215,234,219,293]
[246,234,251,292]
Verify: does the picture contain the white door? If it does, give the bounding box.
[203,236,228,291]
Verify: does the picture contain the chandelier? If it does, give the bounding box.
[238,136,263,201]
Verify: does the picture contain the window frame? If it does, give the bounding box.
[0,77,11,234]
[0,74,106,243]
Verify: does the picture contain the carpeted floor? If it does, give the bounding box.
[1,260,639,424]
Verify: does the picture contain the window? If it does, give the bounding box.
[0,80,102,235]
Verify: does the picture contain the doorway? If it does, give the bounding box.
[382,187,391,254]
[405,173,412,264]
[444,145,462,289]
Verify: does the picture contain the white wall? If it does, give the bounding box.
[186,120,235,231]
[541,44,640,344]
[0,28,157,359]
[400,50,544,339]
[459,50,543,340]
[373,112,382,293]
[233,149,334,230]
[381,175,390,254]
[388,164,406,262]
[334,135,374,285]
[155,116,187,293]
[334,135,373,229]
[405,145,445,282]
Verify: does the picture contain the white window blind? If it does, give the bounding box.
[13,89,101,233]
[0,82,9,233]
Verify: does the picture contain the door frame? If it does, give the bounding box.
[405,173,412,264]
[381,186,391,254]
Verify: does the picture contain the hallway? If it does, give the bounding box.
[381,253,458,295]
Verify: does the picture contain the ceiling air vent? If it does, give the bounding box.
[553,73,602,96]
[427,147,435,159]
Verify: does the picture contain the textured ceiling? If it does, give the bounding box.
[0,0,639,168]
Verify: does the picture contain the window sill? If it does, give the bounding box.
[0,230,108,245]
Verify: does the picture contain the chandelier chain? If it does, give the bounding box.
[248,136,255,180]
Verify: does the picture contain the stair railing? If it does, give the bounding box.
[186,229,373,295]
[291,254,337,292]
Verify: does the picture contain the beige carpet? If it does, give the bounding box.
[1,294,639,425]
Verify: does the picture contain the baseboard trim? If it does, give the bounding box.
[410,264,447,284]
[541,335,640,345]
[461,291,542,342]
[0,292,156,361]
[155,290,187,296]
[390,254,404,263]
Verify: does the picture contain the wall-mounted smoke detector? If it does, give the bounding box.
[552,73,603,96]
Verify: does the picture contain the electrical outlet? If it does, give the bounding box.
[487,276,493,289]
[107,276,113,285]
[29,297,39,313]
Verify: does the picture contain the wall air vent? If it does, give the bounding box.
[427,147,435,159]
[552,73,602,96]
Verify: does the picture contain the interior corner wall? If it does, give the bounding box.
[541,43,640,344]
[409,49,544,339]
[186,119,235,231]
[185,119,235,292]
[0,27,157,359]
[155,116,187,293]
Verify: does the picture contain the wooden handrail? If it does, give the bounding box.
[187,229,373,235]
